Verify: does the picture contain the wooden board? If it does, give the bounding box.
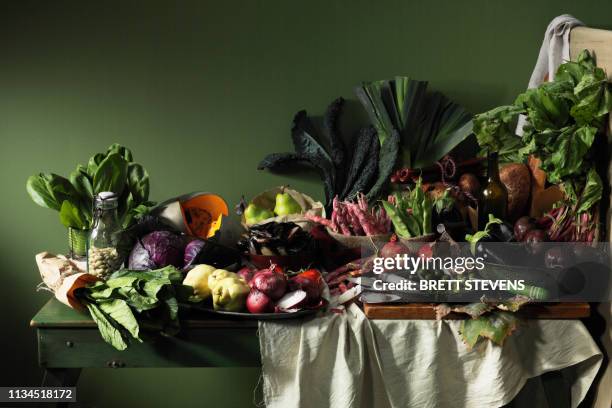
[363,302,590,320]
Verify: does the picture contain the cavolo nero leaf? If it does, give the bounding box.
[366,129,400,201]
[322,97,347,175]
[344,127,379,199]
[259,98,396,207]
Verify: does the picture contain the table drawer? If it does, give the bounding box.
[37,328,260,368]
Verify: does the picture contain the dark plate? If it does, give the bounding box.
[185,303,319,320]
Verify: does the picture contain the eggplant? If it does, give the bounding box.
[475,237,527,266]
[487,222,515,242]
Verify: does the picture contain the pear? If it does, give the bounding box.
[273,192,302,216]
[244,203,274,225]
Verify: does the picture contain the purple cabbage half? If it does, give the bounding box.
[128,231,186,270]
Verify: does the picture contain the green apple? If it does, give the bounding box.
[244,203,274,224]
[273,192,302,216]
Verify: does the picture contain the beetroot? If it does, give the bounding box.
[251,270,287,300]
[514,216,536,242]
[246,289,275,314]
[524,229,547,255]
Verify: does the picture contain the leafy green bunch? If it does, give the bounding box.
[26,144,154,230]
[382,177,433,238]
[474,50,612,213]
[356,77,473,170]
[76,266,192,350]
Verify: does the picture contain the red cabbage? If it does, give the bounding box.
[183,239,206,268]
[128,231,186,270]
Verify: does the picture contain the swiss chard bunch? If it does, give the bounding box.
[26,144,154,230]
[258,98,387,209]
[473,105,524,162]
[382,178,434,238]
[355,77,473,170]
[76,266,192,350]
[474,50,611,215]
[517,50,611,190]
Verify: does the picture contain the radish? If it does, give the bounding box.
[251,270,287,300]
[246,289,274,314]
[380,238,411,259]
[417,243,433,259]
[276,290,307,311]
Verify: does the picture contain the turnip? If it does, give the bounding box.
[246,289,274,314]
[251,270,287,300]
[276,290,307,312]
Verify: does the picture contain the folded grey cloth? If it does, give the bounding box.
[516,14,584,135]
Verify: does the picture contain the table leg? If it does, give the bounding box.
[41,368,81,408]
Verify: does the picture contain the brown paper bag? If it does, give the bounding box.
[36,252,99,310]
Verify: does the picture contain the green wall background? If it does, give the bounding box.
[1,1,611,406]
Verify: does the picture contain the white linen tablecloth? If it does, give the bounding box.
[259,304,602,408]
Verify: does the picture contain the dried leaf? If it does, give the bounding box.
[460,311,521,348]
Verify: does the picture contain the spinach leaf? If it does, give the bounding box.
[28,144,153,232]
[93,153,129,194]
[127,163,150,205]
[87,153,106,178]
[26,173,78,211]
[106,143,134,162]
[26,174,62,211]
[69,165,94,201]
[59,200,87,229]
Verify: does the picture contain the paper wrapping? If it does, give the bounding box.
[36,252,99,310]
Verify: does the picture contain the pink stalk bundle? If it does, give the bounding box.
[539,205,597,243]
[306,193,391,236]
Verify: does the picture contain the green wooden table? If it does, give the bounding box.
[31,298,260,406]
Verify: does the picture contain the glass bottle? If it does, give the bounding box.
[88,192,124,279]
[478,152,508,230]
